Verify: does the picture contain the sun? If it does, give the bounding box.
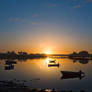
[45,51,52,54]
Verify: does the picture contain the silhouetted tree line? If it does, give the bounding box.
[69,51,92,60]
[0,51,47,59]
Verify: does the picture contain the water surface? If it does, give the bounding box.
[0,58,92,92]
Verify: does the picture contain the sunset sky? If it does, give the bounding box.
[0,0,92,54]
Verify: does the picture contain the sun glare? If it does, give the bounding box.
[46,57,50,64]
[45,51,51,54]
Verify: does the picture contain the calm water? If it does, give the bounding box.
[0,58,92,91]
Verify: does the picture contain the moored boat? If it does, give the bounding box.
[5,60,17,65]
[49,60,56,63]
[48,63,60,67]
[61,70,85,79]
[5,64,14,70]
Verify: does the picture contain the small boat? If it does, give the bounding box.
[48,63,60,67]
[61,70,85,79]
[49,60,56,63]
[5,64,14,70]
[5,60,17,65]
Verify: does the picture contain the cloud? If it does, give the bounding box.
[73,0,92,4]
[9,17,26,23]
[73,4,81,8]
[72,0,92,8]
[32,22,40,25]
[86,0,92,2]
[73,0,92,2]
[32,14,40,17]
[48,4,56,7]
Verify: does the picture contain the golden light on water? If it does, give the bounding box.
[46,57,50,64]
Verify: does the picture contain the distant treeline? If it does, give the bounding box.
[1,50,92,60]
[69,51,92,60]
[0,51,47,60]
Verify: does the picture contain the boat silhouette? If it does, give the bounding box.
[48,63,60,67]
[49,60,56,63]
[5,64,14,70]
[5,60,17,65]
[61,70,85,80]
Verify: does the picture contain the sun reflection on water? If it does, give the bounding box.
[46,57,50,64]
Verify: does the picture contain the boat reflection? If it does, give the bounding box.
[61,70,85,80]
[73,59,89,64]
